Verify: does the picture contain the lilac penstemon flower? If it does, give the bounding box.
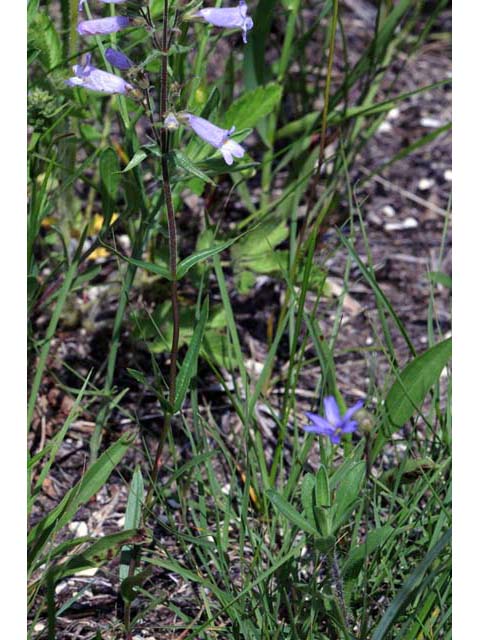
[66,54,133,94]
[304,396,364,444]
[184,114,245,165]
[195,1,254,44]
[77,15,130,36]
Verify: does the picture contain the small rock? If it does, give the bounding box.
[378,121,392,134]
[34,623,46,632]
[382,205,396,218]
[387,107,400,120]
[418,177,434,191]
[68,521,88,537]
[444,169,452,181]
[420,116,442,128]
[365,336,373,346]
[385,217,418,231]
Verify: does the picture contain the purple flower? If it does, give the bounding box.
[105,47,134,70]
[304,396,364,444]
[66,54,133,94]
[184,113,245,165]
[195,1,254,44]
[77,16,130,36]
[79,0,127,10]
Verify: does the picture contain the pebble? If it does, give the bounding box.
[385,217,418,231]
[378,121,393,134]
[68,521,88,537]
[55,582,68,595]
[382,205,396,218]
[444,169,452,181]
[418,177,435,191]
[387,107,400,120]
[420,116,442,128]
[34,623,46,632]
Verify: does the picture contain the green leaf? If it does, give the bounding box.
[428,271,452,289]
[28,433,134,570]
[29,13,62,70]
[316,465,331,507]
[343,526,396,583]
[377,338,452,454]
[173,150,215,185]
[119,467,145,581]
[124,256,172,281]
[267,489,319,537]
[173,298,209,412]
[47,530,148,584]
[121,567,153,603]
[122,149,148,173]
[223,83,283,131]
[301,473,316,525]
[99,148,120,222]
[243,0,277,89]
[177,235,244,280]
[332,462,365,532]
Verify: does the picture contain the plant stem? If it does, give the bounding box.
[145,0,180,504]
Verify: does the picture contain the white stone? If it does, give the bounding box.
[444,169,452,181]
[385,217,418,231]
[418,178,434,191]
[387,107,400,120]
[382,205,396,218]
[68,521,88,537]
[378,121,392,134]
[420,116,442,128]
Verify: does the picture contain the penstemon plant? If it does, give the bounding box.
[66,1,254,635]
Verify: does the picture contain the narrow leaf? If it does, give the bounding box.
[173,298,209,412]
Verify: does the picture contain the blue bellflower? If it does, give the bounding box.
[195,1,254,44]
[304,396,364,444]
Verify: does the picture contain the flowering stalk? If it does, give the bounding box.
[147,0,180,497]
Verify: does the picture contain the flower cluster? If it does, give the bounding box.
[67,2,253,165]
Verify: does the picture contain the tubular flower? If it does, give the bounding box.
[77,16,130,36]
[184,113,245,165]
[105,47,134,70]
[303,396,364,444]
[66,54,133,94]
[195,1,253,44]
[79,0,127,10]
